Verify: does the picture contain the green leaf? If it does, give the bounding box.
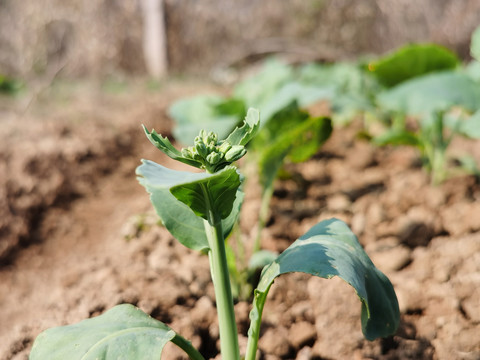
[368,43,459,87]
[378,71,480,117]
[298,62,379,124]
[170,166,241,220]
[169,95,241,146]
[143,125,203,169]
[471,25,480,63]
[30,304,203,360]
[373,129,422,147]
[287,116,333,163]
[258,108,332,189]
[233,58,293,116]
[214,97,247,118]
[249,219,399,343]
[136,160,243,251]
[225,108,260,146]
[458,110,480,139]
[0,74,22,94]
[464,60,480,82]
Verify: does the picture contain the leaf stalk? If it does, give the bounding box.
[202,184,240,360]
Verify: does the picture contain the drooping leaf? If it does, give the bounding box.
[136,160,243,251]
[377,71,480,117]
[368,43,460,87]
[169,95,241,145]
[29,304,204,360]
[248,218,400,346]
[471,25,480,63]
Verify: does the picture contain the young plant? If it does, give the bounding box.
[30,109,400,360]
[373,107,480,184]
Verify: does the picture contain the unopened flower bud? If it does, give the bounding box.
[225,145,246,162]
[181,148,192,159]
[218,141,232,154]
[206,132,218,145]
[195,142,208,158]
[207,143,216,152]
[207,152,222,164]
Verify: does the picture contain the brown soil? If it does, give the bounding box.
[1,80,479,360]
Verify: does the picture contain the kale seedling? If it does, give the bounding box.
[30,109,399,360]
[374,109,480,184]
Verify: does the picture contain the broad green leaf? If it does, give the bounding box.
[368,44,459,87]
[136,160,243,251]
[464,60,480,82]
[169,95,240,145]
[378,72,480,117]
[298,62,379,123]
[248,218,399,344]
[214,97,246,118]
[299,62,372,93]
[471,25,480,63]
[458,110,480,139]
[258,109,332,189]
[29,304,203,360]
[233,58,293,117]
[259,82,334,122]
[170,166,241,220]
[288,116,333,163]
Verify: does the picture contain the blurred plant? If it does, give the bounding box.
[369,27,480,184]
[0,74,22,94]
[373,109,480,184]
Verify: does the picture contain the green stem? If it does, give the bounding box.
[253,184,274,253]
[431,147,447,185]
[172,334,206,360]
[202,186,240,360]
[244,286,271,360]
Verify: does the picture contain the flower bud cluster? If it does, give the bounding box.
[181,130,246,173]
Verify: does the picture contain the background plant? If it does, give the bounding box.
[368,27,480,184]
